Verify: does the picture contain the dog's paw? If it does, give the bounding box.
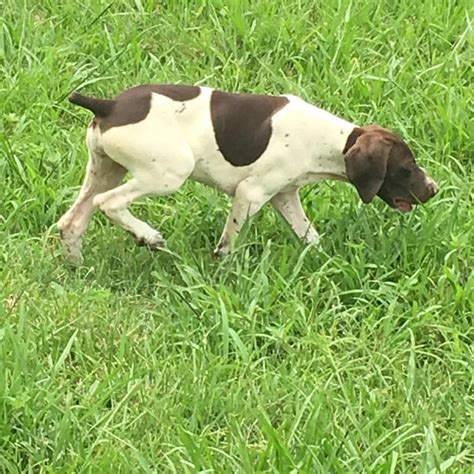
[148,235,167,250]
[135,232,166,250]
[61,241,83,265]
[58,229,83,264]
[303,230,320,247]
[212,242,230,258]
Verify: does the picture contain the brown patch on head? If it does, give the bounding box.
[343,125,438,210]
[210,90,289,166]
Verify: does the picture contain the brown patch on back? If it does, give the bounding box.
[99,84,200,132]
[210,90,289,167]
[151,84,200,101]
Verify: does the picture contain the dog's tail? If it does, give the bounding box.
[69,92,115,117]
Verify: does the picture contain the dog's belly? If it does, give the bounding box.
[190,152,253,195]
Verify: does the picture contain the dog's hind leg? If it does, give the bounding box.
[58,128,126,263]
[92,149,194,249]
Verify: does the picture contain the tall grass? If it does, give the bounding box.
[0,0,472,471]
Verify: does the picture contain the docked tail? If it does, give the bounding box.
[69,92,116,117]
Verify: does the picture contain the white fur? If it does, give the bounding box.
[58,87,356,261]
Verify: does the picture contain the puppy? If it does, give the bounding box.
[58,84,438,262]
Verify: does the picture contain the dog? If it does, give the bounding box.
[58,84,438,262]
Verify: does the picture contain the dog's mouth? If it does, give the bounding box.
[393,198,414,212]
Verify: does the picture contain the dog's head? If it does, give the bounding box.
[343,125,438,211]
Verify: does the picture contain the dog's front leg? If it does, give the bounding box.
[214,181,272,257]
[271,189,320,245]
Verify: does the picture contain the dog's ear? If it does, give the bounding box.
[343,127,365,154]
[344,131,392,204]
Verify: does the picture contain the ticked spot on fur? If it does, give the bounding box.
[102,85,200,131]
[210,90,289,166]
[70,84,200,133]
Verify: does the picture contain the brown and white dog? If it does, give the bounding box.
[58,84,438,262]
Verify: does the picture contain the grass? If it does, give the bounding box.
[0,0,473,471]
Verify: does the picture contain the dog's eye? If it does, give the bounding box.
[399,168,411,178]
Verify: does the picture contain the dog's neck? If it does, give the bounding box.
[305,106,356,182]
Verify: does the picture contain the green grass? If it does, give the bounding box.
[1,0,473,471]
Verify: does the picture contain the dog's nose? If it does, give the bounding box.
[427,178,438,196]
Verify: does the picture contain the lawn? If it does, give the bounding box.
[1,0,473,472]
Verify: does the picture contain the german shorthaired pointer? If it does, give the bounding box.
[58,84,438,262]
